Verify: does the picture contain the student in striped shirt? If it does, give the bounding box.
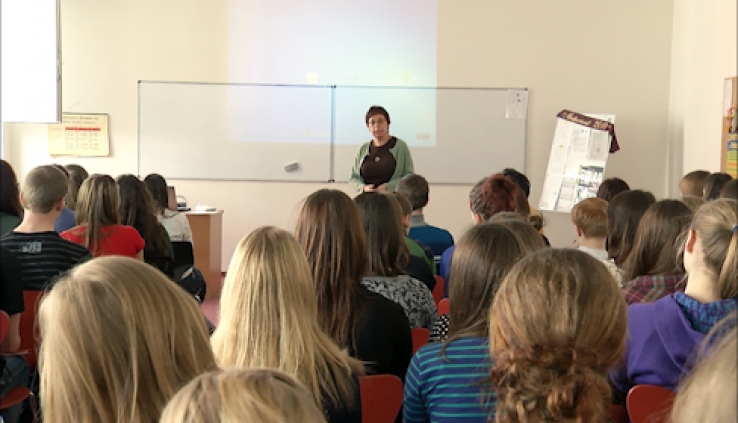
[403,221,545,423]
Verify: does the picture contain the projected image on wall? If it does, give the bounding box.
[225,0,438,147]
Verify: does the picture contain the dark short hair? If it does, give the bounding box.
[596,178,630,202]
[395,174,429,211]
[502,168,530,198]
[703,173,733,201]
[365,106,390,125]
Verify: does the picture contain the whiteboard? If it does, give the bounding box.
[138,82,526,183]
[139,82,333,181]
[333,87,526,184]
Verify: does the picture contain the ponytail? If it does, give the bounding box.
[691,199,738,299]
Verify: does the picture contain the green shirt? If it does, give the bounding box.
[349,137,414,192]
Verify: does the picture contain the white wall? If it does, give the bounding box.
[667,0,737,196]
[6,0,677,272]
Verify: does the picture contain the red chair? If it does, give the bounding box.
[0,311,33,416]
[608,404,629,423]
[438,298,449,316]
[411,328,430,354]
[627,384,676,423]
[432,275,444,306]
[360,374,404,423]
[18,290,44,370]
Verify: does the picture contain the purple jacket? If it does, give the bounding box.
[610,295,704,394]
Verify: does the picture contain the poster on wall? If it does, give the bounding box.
[47,113,110,156]
[538,112,615,213]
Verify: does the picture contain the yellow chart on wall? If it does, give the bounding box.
[727,135,738,178]
[48,113,110,156]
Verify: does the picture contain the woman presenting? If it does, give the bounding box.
[349,105,414,192]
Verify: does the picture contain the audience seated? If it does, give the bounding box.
[144,173,194,243]
[670,315,737,423]
[0,247,29,423]
[611,199,738,395]
[702,172,733,201]
[621,200,692,304]
[405,221,544,423]
[354,192,438,329]
[211,227,363,422]
[396,174,454,256]
[117,174,174,277]
[38,256,217,422]
[0,160,23,236]
[392,191,435,274]
[440,174,519,295]
[679,170,710,198]
[1,165,91,290]
[295,189,412,381]
[490,249,627,423]
[161,368,328,423]
[596,177,631,202]
[50,164,77,233]
[719,178,738,200]
[61,174,145,259]
[570,198,623,286]
[606,189,657,270]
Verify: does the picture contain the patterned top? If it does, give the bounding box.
[622,273,686,305]
[673,291,738,335]
[430,313,450,343]
[361,275,437,330]
[578,246,624,287]
[404,337,495,423]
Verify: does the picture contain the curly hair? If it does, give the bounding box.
[489,249,627,423]
[470,174,519,221]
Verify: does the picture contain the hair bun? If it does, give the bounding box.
[546,366,608,421]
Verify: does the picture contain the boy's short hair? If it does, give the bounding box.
[22,165,68,213]
[395,174,429,211]
[571,198,608,238]
[391,192,413,217]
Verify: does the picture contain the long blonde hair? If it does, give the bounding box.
[160,368,328,423]
[689,199,738,299]
[39,256,217,423]
[73,174,120,255]
[489,249,627,423]
[211,226,363,413]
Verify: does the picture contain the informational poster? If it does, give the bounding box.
[727,135,738,178]
[539,113,615,212]
[47,113,110,156]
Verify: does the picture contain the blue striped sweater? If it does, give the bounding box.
[403,337,495,423]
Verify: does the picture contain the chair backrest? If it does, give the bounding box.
[608,404,629,423]
[627,384,676,423]
[0,310,9,343]
[432,275,444,305]
[438,298,449,316]
[411,327,430,354]
[360,374,404,423]
[19,290,44,370]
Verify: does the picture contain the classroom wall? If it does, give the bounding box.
[5,0,676,273]
[667,0,737,194]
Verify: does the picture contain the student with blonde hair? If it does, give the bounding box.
[61,174,145,259]
[160,368,328,423]
[670,316,737,423]
[404,221,545,423]
[489,249,627,423]
[295,189,412,381]
[570,197,623,286]
[611,199,738,395]
[211,226,363,422]
[38,256,217,423]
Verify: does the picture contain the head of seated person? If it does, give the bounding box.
[596,177,630,202]
[489,249,627,423]
[63,164,89,212]
[679,170,710,198]
[38,256,217,423]
[211,226,362,417]
[117,174,170,261]
[20,165,68,220]
[469,174,519,223]
[160,368,328,423]
[396,173,429,214]
[606,189,656,268]
[571,198,608,251]
[354,192,411,277]
[702,172,733,201]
